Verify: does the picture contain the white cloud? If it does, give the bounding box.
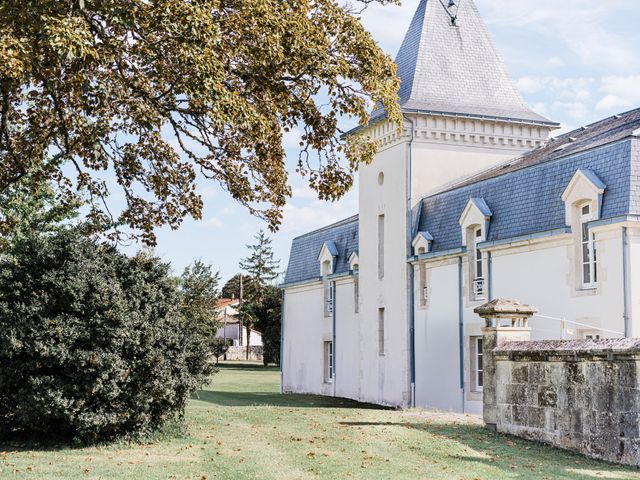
[282,127,303,150]
[596,75,640,112]
[280,189,358,236]
[200,217,223,228]
[477,0,639,70]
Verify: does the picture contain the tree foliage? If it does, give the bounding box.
[0,176,82,250]
[0,230,213,442]
[0,0,401,244]
[180,260,220,342]
[221,273,260,303]
[239,230,281,292]
[253,285,282,365]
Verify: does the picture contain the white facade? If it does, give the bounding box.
[281,0,640,412]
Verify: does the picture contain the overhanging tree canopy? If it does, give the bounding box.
[0,0,401,243]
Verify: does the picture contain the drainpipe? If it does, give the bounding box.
[404,114,416,408]
[332,281,337,397]
[458,256,465,411]
[488,251,493,302]
[280,289,285,394]
[623,227,631,337]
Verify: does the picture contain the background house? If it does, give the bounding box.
[216,298,263,347]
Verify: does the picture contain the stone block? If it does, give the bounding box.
[618,362,640,388]
[620,413,640,440]
[544,408,556,431]
[506,383,527,405]
[511,363,529,383]
[527,407,546,429]
[566,362,586,384]
[498,404,512,426]
[512,404,528,426]
[529,362,549,384]
[620,439,640,466]
[585,362,605,386]
[570,410,584,434]
[538,386,558,408]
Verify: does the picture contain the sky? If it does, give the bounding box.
[133,0,640,284]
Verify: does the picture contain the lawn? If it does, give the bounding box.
[1,363,639,480]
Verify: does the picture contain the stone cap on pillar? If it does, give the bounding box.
[474,298,538,327]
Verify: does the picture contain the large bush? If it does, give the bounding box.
[0,231,213,442]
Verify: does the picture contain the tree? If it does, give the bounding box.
[239,230,281,290]
[221,273,260,304]
[180,260,221,343]
[0,0,401,244]
[210,339,231,365]
[239,230,280,358]
[0,230,213,442]
[0,176,82,250]
[253,285,282,365]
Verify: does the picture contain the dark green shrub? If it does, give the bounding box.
[0,231,213,442]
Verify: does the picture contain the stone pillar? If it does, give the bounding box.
[474,299,537,431]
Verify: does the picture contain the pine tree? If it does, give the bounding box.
[239,230,280,289]
[239,230,281,359]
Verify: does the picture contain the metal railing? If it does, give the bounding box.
[532,313,624,339]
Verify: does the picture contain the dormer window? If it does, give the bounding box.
[318,242,338,317]
[580,203,597,288]
[459,198,491,302]
[562,170,605,291]
[473,227,486,299]
[349,252,360,314]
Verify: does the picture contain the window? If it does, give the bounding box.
[472,227,486,299]
[325,282,334,317]
[378,214,385,279]
[324,341,334,383]
[353,264,359,314]
[378,308,385,356]
[580,204,597,288]
[472,337,483,391]
[419,263,428,308]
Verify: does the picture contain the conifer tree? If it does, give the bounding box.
[238,230,281,359]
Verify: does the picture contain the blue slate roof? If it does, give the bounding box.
[284,109,640,285]
[418,139,634,253]
[284,216,359,285]
[373,0,554,125]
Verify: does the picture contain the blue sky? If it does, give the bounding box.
[133,0,640,284]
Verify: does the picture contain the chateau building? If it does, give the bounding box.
[280,0,640,412]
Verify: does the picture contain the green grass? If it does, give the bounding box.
[1,362,639,479]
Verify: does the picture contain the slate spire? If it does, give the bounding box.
[391,0,554,125]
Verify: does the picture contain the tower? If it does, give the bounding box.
[355,0,558,407]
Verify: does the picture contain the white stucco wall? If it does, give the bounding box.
[413,226,629,414]
[358,138,411,407]
[282,283,334,396]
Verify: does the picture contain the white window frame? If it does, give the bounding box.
[473,337,484,392]
[324,341,334,383]
[353,264,359,314]
[580,203,597,289]
[473,227,486,300]
[378,214,385,279]
[378,308,385,356]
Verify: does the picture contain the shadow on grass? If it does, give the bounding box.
[339,421,640,479]
[192,389,388,409]
[214,362,280,373]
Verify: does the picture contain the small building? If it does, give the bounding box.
[215,298,263,347]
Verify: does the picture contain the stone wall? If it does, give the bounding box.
[224,346,263,362]
[487,336,640,466]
